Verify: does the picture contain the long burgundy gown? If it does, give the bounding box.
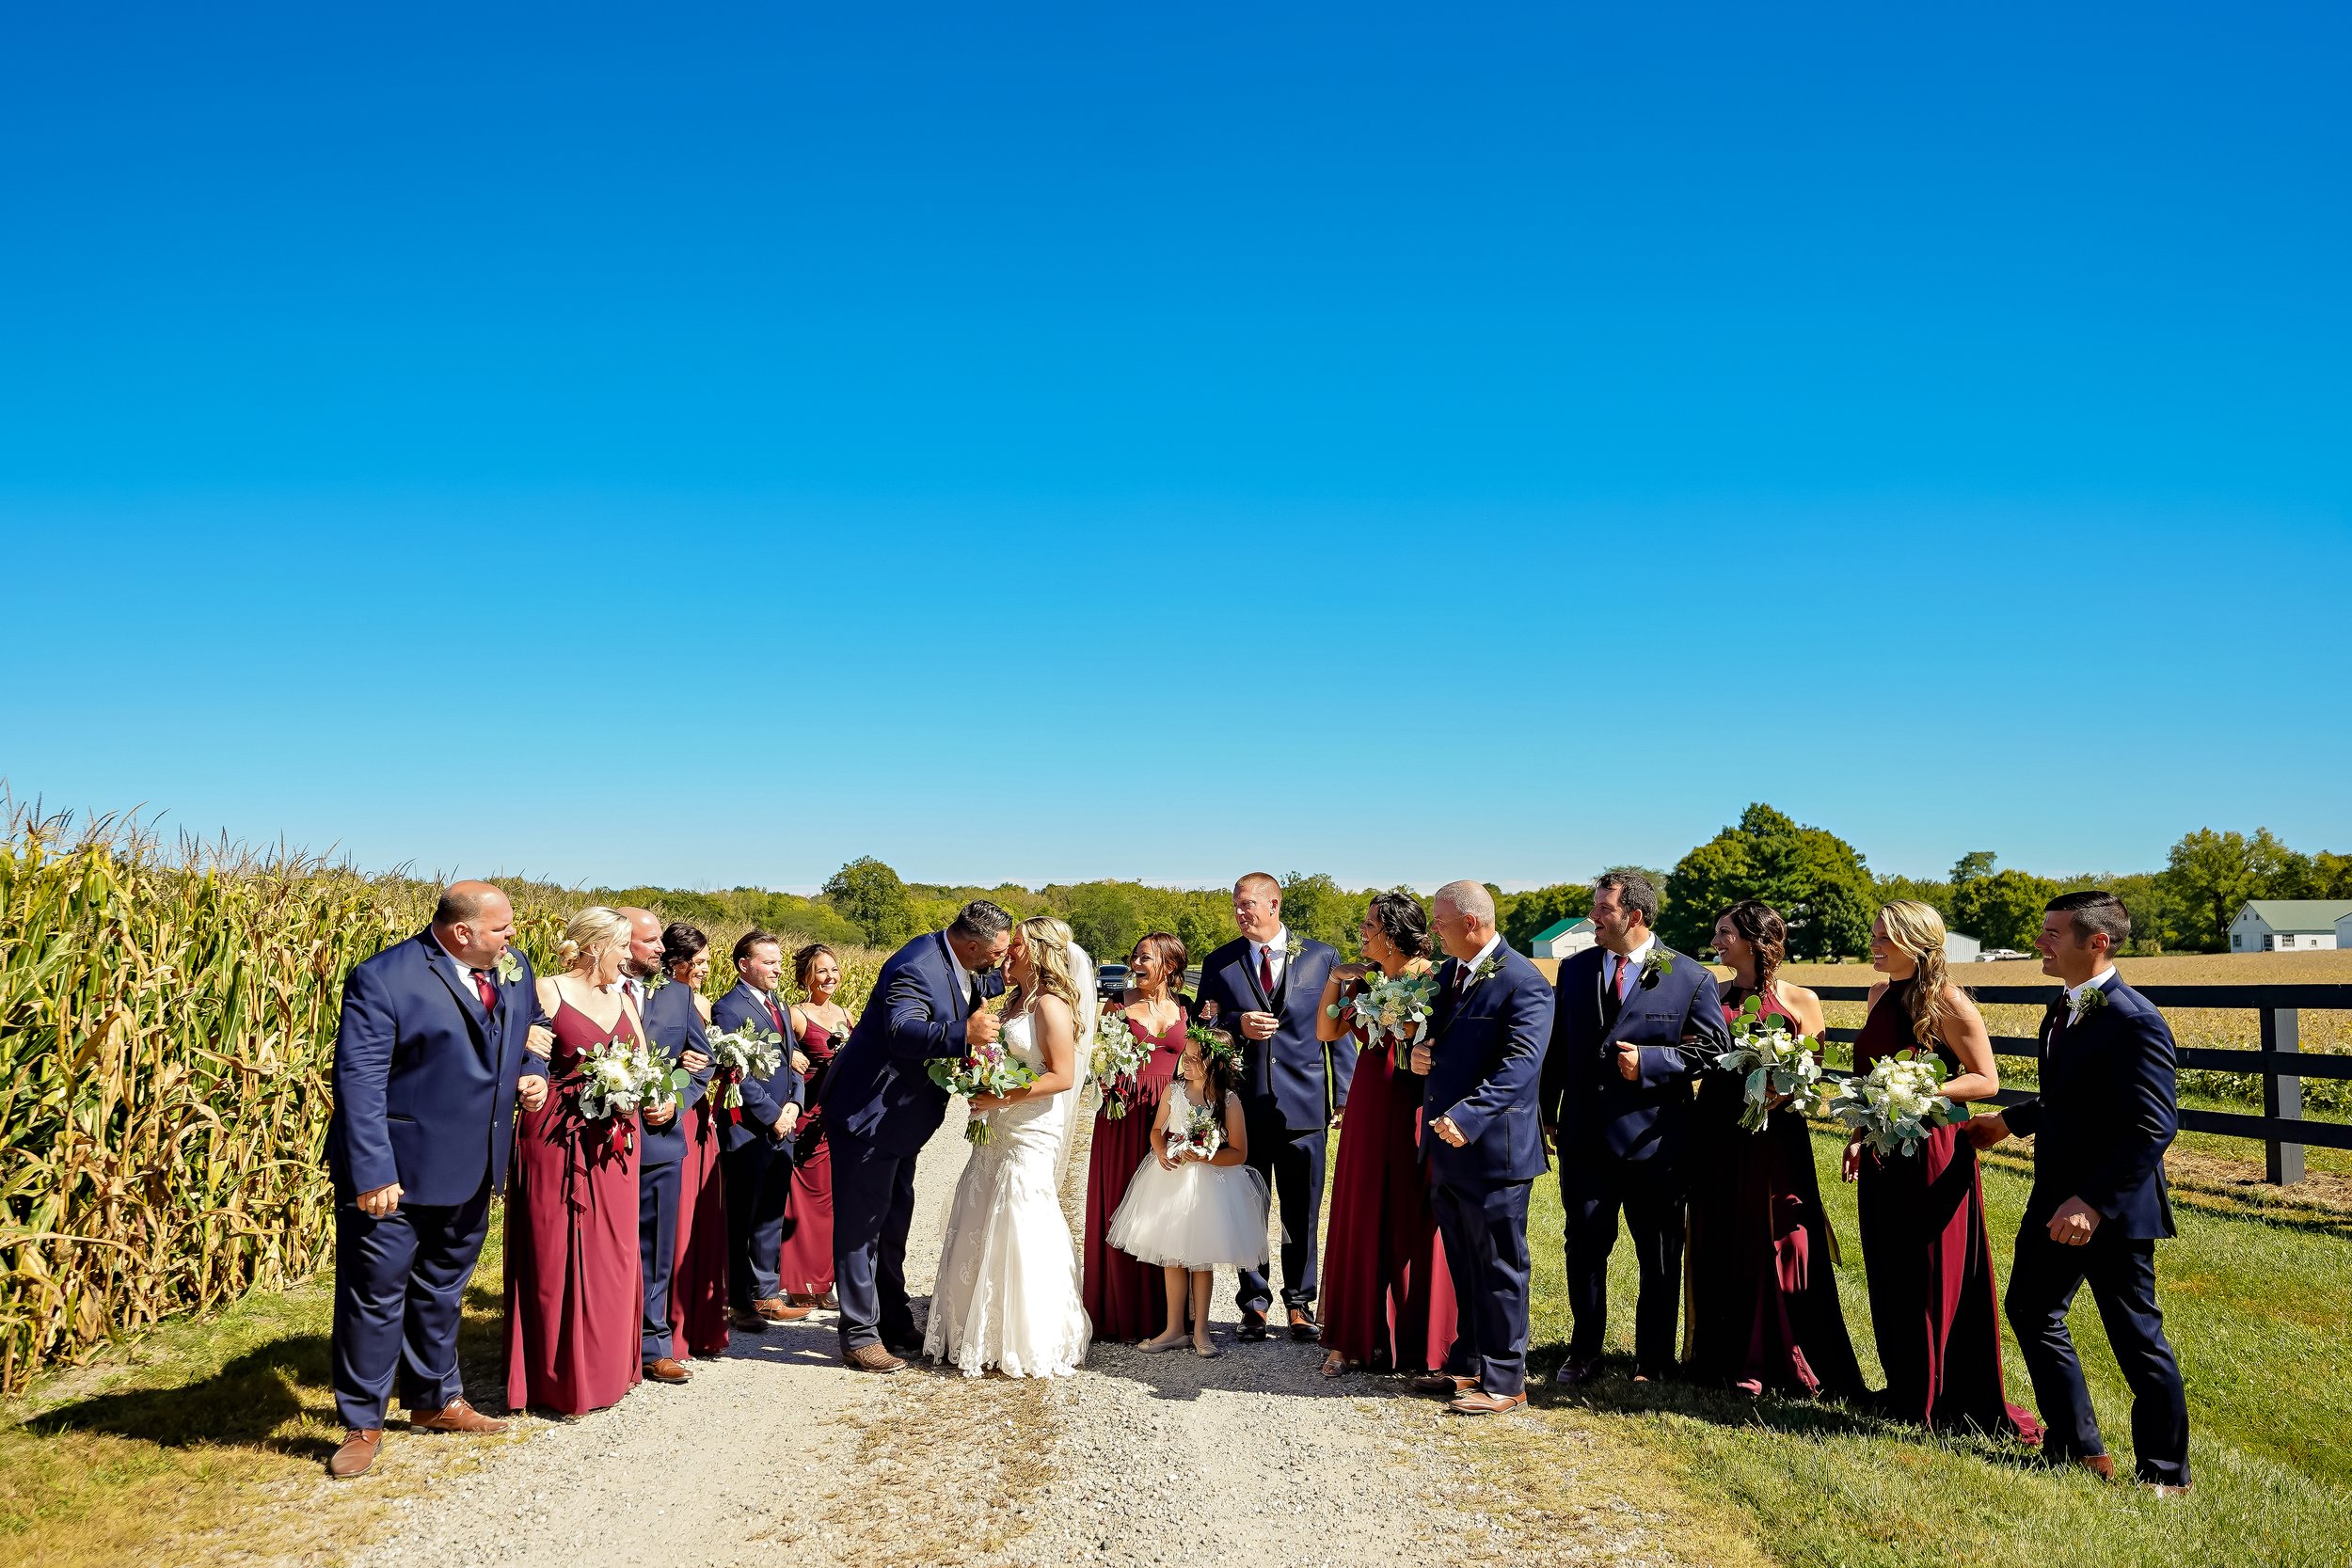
[669,1016,730,1357]
[1318,971,1456,1373]
[1851,980,2041,1440]
[1081,1012,1185,1340]
[1684,985,1864,1398]
[505,996,645,1416]
[774,1015,839,1299]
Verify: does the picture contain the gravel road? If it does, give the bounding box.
[354,1097,1675,1568]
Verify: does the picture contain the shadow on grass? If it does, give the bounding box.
[28,1335,340,1459]
[1522,1342,1913,1442]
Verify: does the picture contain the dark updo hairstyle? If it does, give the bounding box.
[660,922,708,976]
[1716,898,1787,1005]
[1366,890,1434,960]
[793,942,841,992]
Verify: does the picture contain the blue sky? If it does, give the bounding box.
[5,3,2346,893]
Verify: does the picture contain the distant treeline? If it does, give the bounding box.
[648,807,2349,967]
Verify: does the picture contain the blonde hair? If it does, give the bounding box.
[1877,899,1955,1051]
[1011,914,1084,1020]
[558,905,632,974]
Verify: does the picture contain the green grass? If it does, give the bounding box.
[1517,1126,2352,1567]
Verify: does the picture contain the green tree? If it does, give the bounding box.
[1950,850,1997,886]
[1502,883,1589,953]
[1278,872,1364,957]
[1661,803,1873,960]
[821,856,918,948]
[2158,828,2295,951]
[1950,867,2059,950]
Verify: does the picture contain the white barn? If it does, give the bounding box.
[1531,917,1597,959]
[1945,931,1983,964]
[2229,899,2352,952]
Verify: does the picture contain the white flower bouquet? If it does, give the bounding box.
[1169,1103,1224,1163]
[1089,1010,1152,1119]
[1712,995,1825,1132]
[1329,968,1438,1053]
[1822,1051,1963,1158]
[928,1036,1038,1145]
[705,1023,785,1119]
[577,1036,689,1155]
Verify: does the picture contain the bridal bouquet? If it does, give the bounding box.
[1329,968,1438,1053]
[1169,1103,1224,1163]
[1821,1052,1962,1158]
[929,1037,1037,1146]
[1089,1011,1152,1119]
[1712,996,1826,1132]
[578,1036,689,1155]
[704,1023,785,1121]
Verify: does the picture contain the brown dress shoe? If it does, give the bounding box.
[1448,1389,1530,1416]
[755,1296,814,1323]
[407,1397,508,1435]
[844,1343,906,1373]
[643,1357,692,1384]
[2149,1482,2191,1498]
[328,1429,383,1479]
[1411,1372,1478,1398]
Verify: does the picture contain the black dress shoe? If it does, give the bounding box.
[1235,1313,1270,1343]
[1551,1357,1600,1388]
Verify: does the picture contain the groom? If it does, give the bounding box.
[825,899,1012,1372]
[1194,872,1347,1341]
[1408,880,1555,1414]
[325,881,549,1479]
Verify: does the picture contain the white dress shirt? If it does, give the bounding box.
[1455,932,1503,989]
[432,929,493,1008]
[2062,965,2118,1017]
[1252,927,1292,996]
[1604,935,1657,995]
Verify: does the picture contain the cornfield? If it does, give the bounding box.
[0,804,879,1397]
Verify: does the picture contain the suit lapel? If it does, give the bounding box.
[421,936,495,1054]
[1232,947,1273,1014]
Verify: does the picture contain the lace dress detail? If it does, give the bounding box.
[922,1010,1093,1377]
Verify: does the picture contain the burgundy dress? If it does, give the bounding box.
[1684,986,1864,1398]
[505,996,645,1416]
[1319,972,1456,1373]
[670,1012,730,1357]
[774,1015,840,1299]
[1081,1012,1185,1340]
[1851,980,2041,1440]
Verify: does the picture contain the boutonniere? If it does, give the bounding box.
[1639,949,1673,988]
[1465,954,1506,990]
[2068,985,2109,1024]
[1284,931,1304,962]
[644,971,670,994]
[494,951,523,985]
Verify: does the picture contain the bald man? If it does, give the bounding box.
[325,881,550,1479]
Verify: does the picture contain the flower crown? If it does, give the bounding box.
[1186,1022,1239,1069]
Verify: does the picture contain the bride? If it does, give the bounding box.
[923,914,1095,1377]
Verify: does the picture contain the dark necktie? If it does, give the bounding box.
[1259,946,1276,998]
[764,994,787,1034]
[470,967,499,1014]
[1614,956,1636,1002]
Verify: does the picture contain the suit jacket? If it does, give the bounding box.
[326,928,545,1206]
[1422,945,1557,1189]
[824,930,1002,1157]
[1193,935,1352,1130]
[1539,942,1726,1166]
[637,978,713,1169]
[2002,976,2178,1239]
[711,981,808,1154]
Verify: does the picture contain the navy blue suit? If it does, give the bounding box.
[826,931,1000,1351]
[326,928,545,1430]
[2001,975,2189,1484]
[1539,942,1726,1371]
[711,981,806,1311]
[1193,933,1348,1316]
[637,977,710,1360]
[1422,943,1556,1397]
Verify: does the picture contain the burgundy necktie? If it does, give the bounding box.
[471,968,500,1013]
[765,996,787,1035]
[1614,957,1635,1002]
[1259,946,1276,997]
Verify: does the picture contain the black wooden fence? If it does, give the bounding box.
[1810,983,2352,1186]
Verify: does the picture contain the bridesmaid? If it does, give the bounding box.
[1684,899,1864,1399]
[1844,899,2041,1441]
[663,923,730,1358]
[506,906,645,1417]
[778,942,851,1310]
[1080,931,1189,1342]
[1315,892,1455,1380]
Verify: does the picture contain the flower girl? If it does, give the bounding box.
[1106,1025,1267,1358]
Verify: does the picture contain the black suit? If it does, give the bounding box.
[2001,975,2189,1485]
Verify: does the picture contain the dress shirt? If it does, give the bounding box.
[1604,935,1657,995]
[2061,965,2118,1015]
[1252,927,1292,996]
[1456,932,1503,989]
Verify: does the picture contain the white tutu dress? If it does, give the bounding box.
[1105,1081,1271,1271]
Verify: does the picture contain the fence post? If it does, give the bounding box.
[2262,1007,2303,1186]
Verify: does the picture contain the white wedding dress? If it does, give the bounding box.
[923,1006,1094,1378]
